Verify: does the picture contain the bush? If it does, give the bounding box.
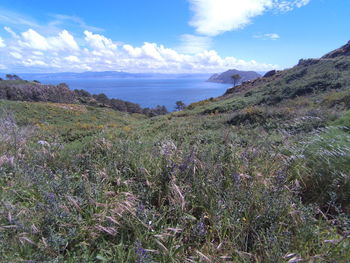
[290,127,350,211]
[322,90,350,109]
[228,106,290,126]
[0,110,35,156]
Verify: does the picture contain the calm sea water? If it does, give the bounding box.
[40,78,231,111]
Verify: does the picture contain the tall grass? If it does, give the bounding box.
[1,105,349,262]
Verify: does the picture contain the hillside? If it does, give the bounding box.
[207,69,261,84]
[188,43,350,115]
[1,43,350,262]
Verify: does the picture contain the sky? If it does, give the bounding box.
[0,0,349,73]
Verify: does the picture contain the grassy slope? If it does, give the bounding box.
[0,100,145,141]
[1,52,350,262]
[184,55,350,115]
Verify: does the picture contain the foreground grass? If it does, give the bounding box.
[1,97,349,262]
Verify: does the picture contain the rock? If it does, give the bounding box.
[322,41,350,58]
[263,70,277,78]
[298,59,319,67]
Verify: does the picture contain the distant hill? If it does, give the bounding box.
[6,71,212,80]
[207,69,261,84]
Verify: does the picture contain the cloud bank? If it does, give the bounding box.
[188,0,311,36]
[0,27,277,73]
[0,1,313,73]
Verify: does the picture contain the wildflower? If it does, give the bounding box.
[232,173,241,186]
[0,155,15,167]
[45,192,57,206]
[193,220,207,238]
[159,140,177,156]
[136,204,146,219]
[135,241,151,263]
[37,140,50,146]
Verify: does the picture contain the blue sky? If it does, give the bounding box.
[0,0,349,73]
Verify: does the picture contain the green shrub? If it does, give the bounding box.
[290,127,350,210]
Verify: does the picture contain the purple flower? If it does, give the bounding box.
[194,220,207,237]
[135,241,151,263]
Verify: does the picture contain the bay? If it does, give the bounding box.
[38,77,232,111]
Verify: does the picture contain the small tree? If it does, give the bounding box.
[94,93,110,104]
[231,74,241,87]
[5,74,13,80]
[12,74,21,80]
[175,100,186,111]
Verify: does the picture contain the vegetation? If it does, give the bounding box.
[5,74,22,81]
[1,43,350,262]
[231,74,241,87]
[0,79,168,116]
[175,100,186,111]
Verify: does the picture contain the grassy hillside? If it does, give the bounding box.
[0,100,144,142]
[186,52,350,115]
[1,44,350,262]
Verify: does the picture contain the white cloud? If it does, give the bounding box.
[0,8,102,35]
[0,28,278,73]
[123,42,168,61]
[32,51,44,56]
[0,8,39,30]
[4,26,19,38]
[10,52,22,59]
[22,59,47,67]
[84,31,117,52]
[189,0,273,36]
[296,0,310,7]
[49,14,104,32]
[19,29,79,51]
[49,30,79,51]
[64,55,80,63]
[123,44,142,57]
[176,34,212,54]
[274,0,310,12]
[265,33,280,40]
[20,29,50,50]
[188,0,311,36]
[0,64,7,70]
[254,33,280,40]
[0,36,6,47]
[0,6,291,73]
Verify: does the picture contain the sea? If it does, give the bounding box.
[38,77,232,111]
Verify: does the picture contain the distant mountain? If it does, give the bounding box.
[8,71,212,80]
[207,69,261,84]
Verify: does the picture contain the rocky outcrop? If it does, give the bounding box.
[322,41,350,59]
[263,70,277,78]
